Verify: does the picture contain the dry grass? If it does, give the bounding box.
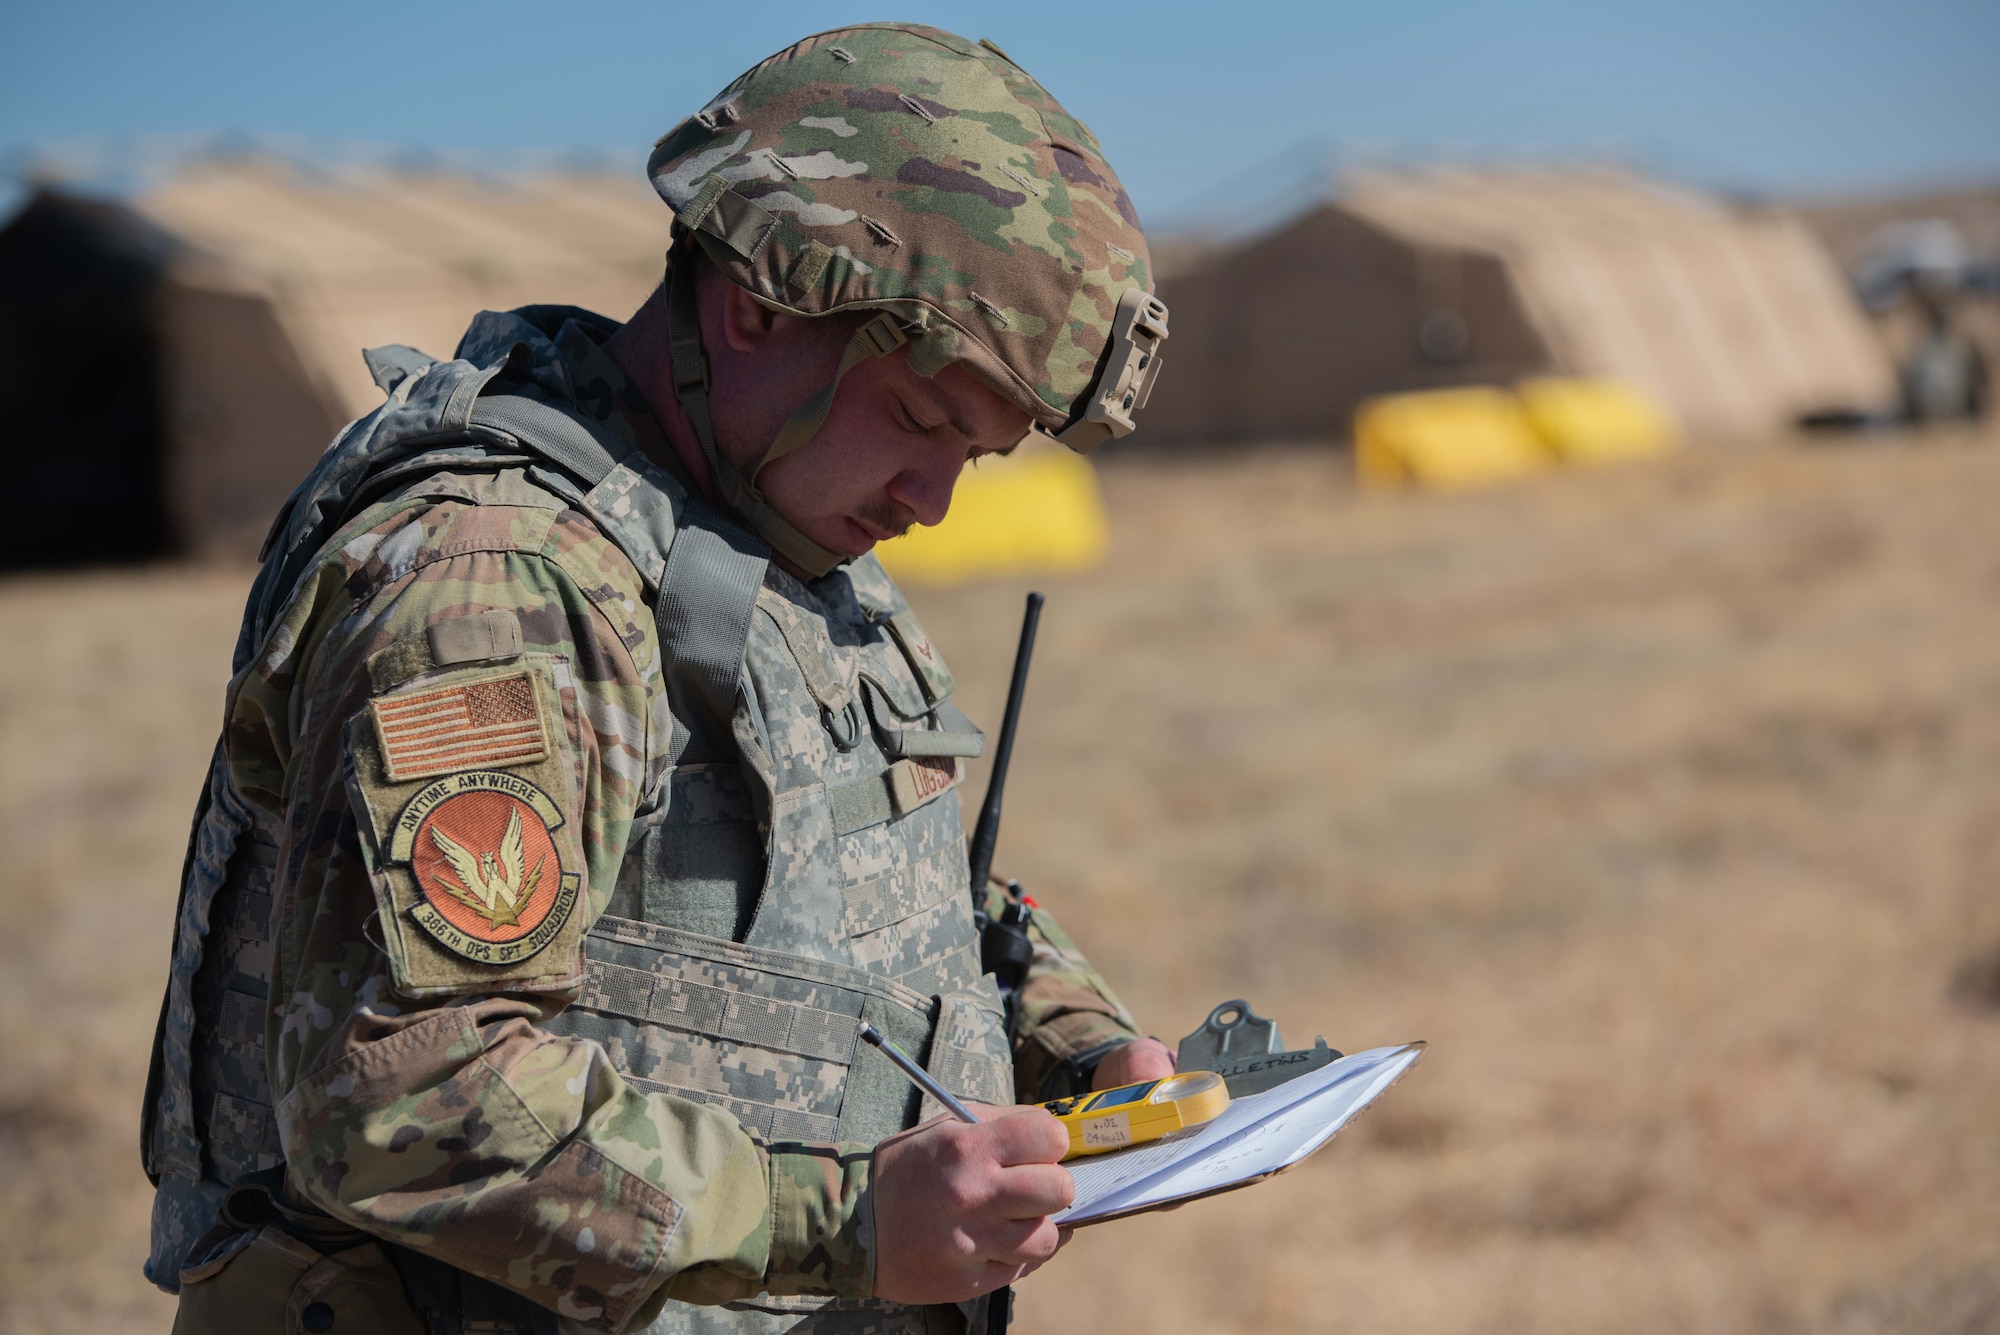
[0,566,247,1333]
[4,431,1999,1333]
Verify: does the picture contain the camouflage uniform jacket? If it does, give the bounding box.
[142,305,1144,1333]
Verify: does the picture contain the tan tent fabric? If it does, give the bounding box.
[1146,166,1896,447]
[1144,202,1551,447]
[134,159,670,556]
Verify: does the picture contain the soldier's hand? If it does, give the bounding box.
[1090,1037,1176,1091]
[871,1105,1074,1304]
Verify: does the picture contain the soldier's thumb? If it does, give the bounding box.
[981,1107,1070,1166]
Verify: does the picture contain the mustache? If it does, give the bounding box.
[854,498,919,540]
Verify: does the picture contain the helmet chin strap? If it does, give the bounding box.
[664,252,909,579]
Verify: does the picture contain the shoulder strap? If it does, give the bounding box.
[655,498,771,762]
[468,391,629,489]
[472,389,771,765]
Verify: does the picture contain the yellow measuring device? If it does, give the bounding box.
[1041,1070,1231,1160]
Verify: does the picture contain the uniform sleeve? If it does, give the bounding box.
[250,498,874,1334]
[977,882,1147,1102]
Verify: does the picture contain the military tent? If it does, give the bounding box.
[0,158,670,564]
[1143,166,1897,447]
[0,189,180,566]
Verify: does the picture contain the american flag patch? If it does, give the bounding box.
[371,672,548,783]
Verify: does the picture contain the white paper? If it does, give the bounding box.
[1054,1043,1424,1225]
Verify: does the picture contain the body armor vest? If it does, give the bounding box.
[143,309,1013,1334]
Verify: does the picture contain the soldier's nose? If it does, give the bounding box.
[888,464,956,528]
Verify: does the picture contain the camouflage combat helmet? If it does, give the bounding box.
[648,22,1169,575]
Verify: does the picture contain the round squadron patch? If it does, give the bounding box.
[386,770,581,966]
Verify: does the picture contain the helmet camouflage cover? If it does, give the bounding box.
[647,23,1167,452]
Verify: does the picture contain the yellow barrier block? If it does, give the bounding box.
[875,443,1109,586]
[1354,386,1552,490]
[1518,377,1676,465]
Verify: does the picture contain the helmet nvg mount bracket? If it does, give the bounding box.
[1052,287,1169,452]
[646,22,1169,576]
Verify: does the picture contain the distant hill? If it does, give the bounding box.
[1791,183,2000,269]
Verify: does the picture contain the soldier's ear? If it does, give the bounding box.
[717,280,781,355]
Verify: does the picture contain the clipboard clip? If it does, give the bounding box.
[1175,999,1342,1098]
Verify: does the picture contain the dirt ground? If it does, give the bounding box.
[3,431,1998,1333]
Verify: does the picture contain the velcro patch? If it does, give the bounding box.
[886,609,955,704]
[386,771,581,967]
[888,755,960,815]
[371,671,548,782]
[350,660,587,997]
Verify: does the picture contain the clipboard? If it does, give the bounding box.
[1054,1042,1426,1227]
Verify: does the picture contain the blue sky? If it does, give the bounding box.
[2,1,1995,228]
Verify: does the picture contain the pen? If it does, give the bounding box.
[856,1022,980,1124]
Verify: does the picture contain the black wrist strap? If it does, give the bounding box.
[1038,1037,1137,1101]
